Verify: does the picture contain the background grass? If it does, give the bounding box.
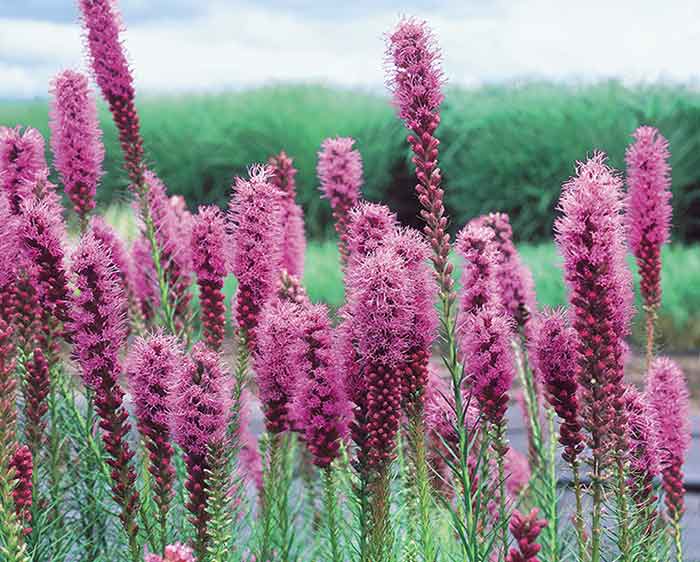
[2,82,700,242]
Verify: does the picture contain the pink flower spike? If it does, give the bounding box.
[318,137,363,264]
[506,508,547,562]
[0,126,47,215]
[191,205,227,350]
[386,18,444,131]
[130,234,159,322]
[268,150,298,198]
[227,165,284,348]
[90,216,130,288]
[625,126,672,310]
[9,445,33,535]
[555,152,633,463]
[293,303,351,468]
[456,223,502,318]
[145,542,196,562]
[625,386,661,508]
[49,70,104,222]
[78,0,144,186]
[345,201,397,272]
[505,448,531,499]
[646,357,691,520]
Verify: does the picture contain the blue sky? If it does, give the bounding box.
[1,0,699,98]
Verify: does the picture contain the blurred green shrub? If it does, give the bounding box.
[2,82,699,242]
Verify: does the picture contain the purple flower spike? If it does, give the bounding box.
[78,0,144,187]
[293,304,350,468]
[646,357,691,521]
[456,223,502,318]
[227,165,284,349]
[49,70,104,222]
[555,152,633,464]
[625,386,660,510]
[0,126,47,215]
[346,202,397,272]
[626,126,672,310]
[191,205,227,350]
[318,137,363,264]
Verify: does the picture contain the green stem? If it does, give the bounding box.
[368,469,392,562]
[542,409,560,562]
[615,457,631,561]
[322,468,342,562]
[571,461,587,562]
[591,457,602,562]
[493,424,508,562]
[673,517,683,562]
[408,414,437,562]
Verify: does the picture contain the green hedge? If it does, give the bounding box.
[2,82,699,242]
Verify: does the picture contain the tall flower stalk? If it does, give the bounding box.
[49,69,104,230]
[68,232,141,561]
[318,137,364,265]
[555,153,633,562]
[646,357,691,562]
[625,126,671,366]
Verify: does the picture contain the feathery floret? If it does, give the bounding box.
[346,202,397,272]
[626,126,672,310]
[625,386,661,508]
[49,70,104,222]
[456,223,502,317]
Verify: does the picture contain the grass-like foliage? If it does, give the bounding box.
[0,3,695,562]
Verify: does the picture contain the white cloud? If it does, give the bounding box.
[1,0,700,99]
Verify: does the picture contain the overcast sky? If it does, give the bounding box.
[1,0,700,98]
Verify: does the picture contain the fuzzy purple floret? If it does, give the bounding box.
[170,343,232,456]
[49,70,104,220]
[625,386,660,479]
[456,223,502,317]
[317,137,363,209]
[346,202,397,272]
[191,205,226,284]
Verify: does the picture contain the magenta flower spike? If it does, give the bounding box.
[347,246,414,474]
[227,165,284,349]
[49,70,104,224]
[254,299,305,434]
[24,348,50,455]
[472,213,537,329]
[318,137,364,265]
[292,303,350,468]
[505,508,547,562]
[555,152,633,464]
[68,232,140,554]
[456,223,502,318]
[78,0,144,187]
[0,196,19,320]
[625,126,671,311]
[529,310,583,465]
[169,342,231,553]
[9,445,33,536]
[646,357,691,521]
[18,198,70,328]
[505,448,531,499]
[386,18,451,294]
[90,216,130,287]
[269,151,306,277]
[191,206,227,350]
[385,227,438,414]
[460,304,515,426]
[127,332,182,534]
[624,387,660,510]
[0,126,47,215]
[145,542,196,562]
[345,201,397,273]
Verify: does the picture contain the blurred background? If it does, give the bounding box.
[1,0,699,353]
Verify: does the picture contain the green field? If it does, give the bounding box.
[2,82,699,243]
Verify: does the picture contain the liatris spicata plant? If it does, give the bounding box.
[9,445,33,536]
[555,152,634,562]
[145,171,193,333]
[191,206,227,350]
[625,126,672,364]
[346,246,414,561]
[78,0,143,188]
[18,198,71,335]
[645,357,690,560]
[456,223,502,318]
[472,213,537,329]
[145,542,196,562]
[0,126,47,215]
[68,232,141,561]
[169,343,231,560]
[131,235,159,323]
[318,137,363,265]
[345,201,397,273]
[505,508,547,562]
[269,151,306,277]
[227,166,284,350]
[49,69,104,228]
[23,348,50,457]
[386,19,451,296]
[126,332,182,552]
